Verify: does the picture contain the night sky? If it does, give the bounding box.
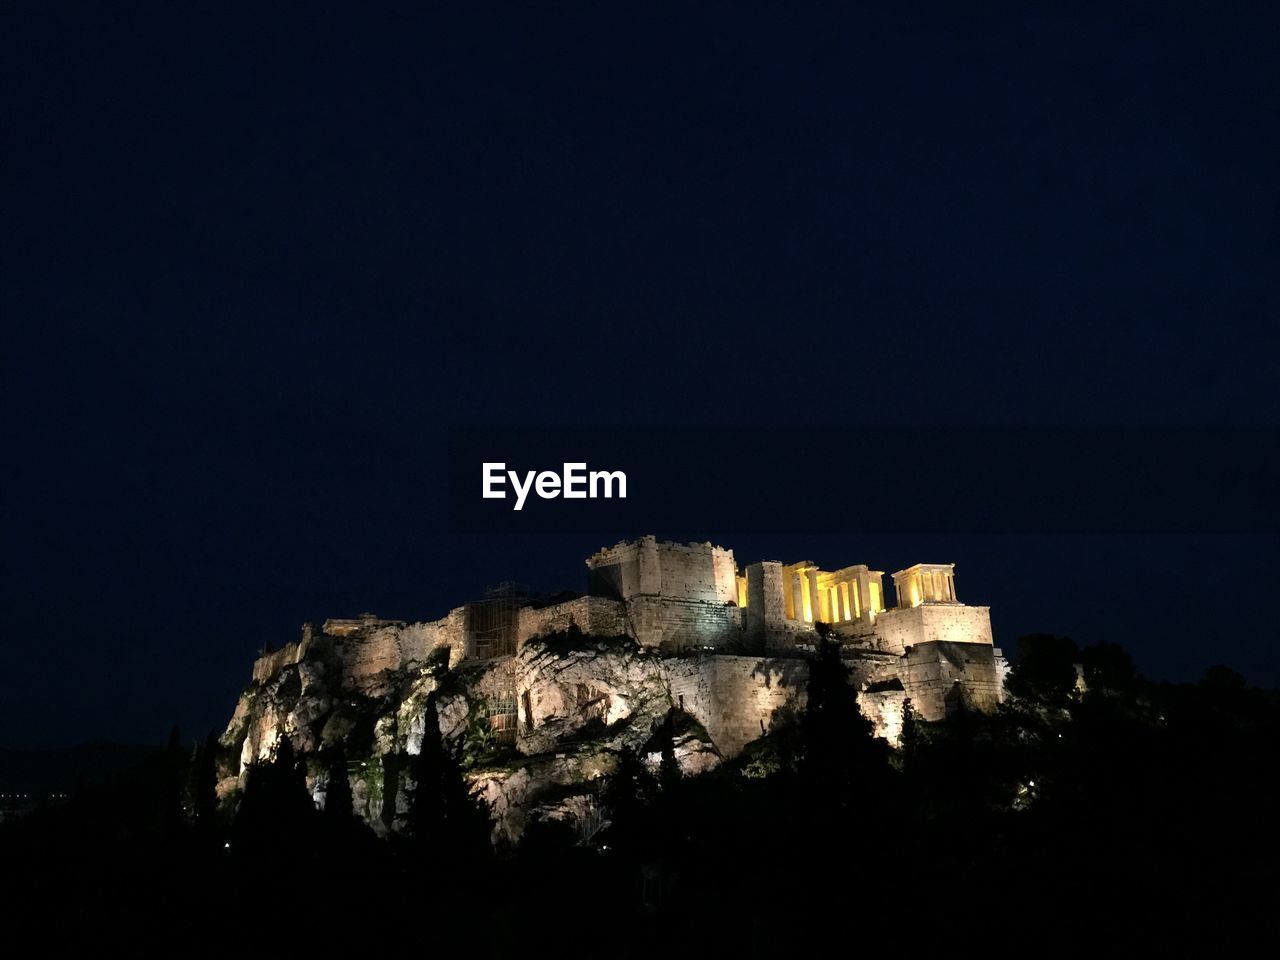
[3,3,1278,748]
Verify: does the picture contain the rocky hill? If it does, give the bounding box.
[219,630,732,843]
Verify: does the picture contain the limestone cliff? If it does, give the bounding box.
[219,633,739,842]
[219,617,953,842]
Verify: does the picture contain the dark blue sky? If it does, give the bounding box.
[2,3,1278,747]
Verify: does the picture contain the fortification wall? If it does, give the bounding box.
[396,616,464,667]
[994,647,1010,693]
[762,619,820,651]
[516,596,630,643]
[706,548,739,604]
[662,658,712,721]
[437,609,468,665]
[252,641,303,682]
[744,561,787,650]
[339,611,467,689]
[587,537,738,604]
[585,538,649,598]
[844,652,903,690]
[662,656,807,756]
[341,624,406,685]
[704,656,809,755]
[900,641,1003,720]
[871,604,993,655]
[627,596,742,651]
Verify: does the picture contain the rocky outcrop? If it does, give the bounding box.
[219,635,733,841]
[219,626,912,843]
[472,748,615,846]
[514,637,673,754]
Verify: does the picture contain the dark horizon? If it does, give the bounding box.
[4,3,1279,749]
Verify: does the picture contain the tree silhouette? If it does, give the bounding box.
[1081,641,1138,695]
[657,709,682,793]
[899,697,924,766]
[798,629,882,809]
[406,700,447,849]
[1005,633,1080,708]
[188,730,221,847]
[406,693,491,861]
[232,735,316,856]
[323,744,354,824]
[602,744,653,857]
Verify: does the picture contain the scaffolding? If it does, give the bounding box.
[578,780,606,846]
[466,581,528,660]
[487,686,519,746]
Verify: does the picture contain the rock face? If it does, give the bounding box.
[219,629,932,843]
[221,635,738,842]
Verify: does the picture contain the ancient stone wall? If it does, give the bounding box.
[663,656,807,755]
[707,548,739,604]
[251,641,303,682]
[398,615,465,667]
[662,658,712,724]
[994,647,1011,695]
[437,608,468,664]
[585,538,650,599]
[337,611,467,690]
[744,560,786,650]
[516,596,630,644]
[586,536,738,604]
[627,596,742,650]
[844,652,904,690]
[701,656,809,755]
[871,603,993,656]
[899,641,1003,720]
[340,624,406,687]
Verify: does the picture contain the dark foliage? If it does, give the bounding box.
[600,743,654,857]
[187,730,221,847]
[798,631,888,808]
[1080,640,1139,694]
[322,743,354,824]
[231,736,316,856]
[405,692,492,862]
[656,709,682,794]
[1005,632,1081,707]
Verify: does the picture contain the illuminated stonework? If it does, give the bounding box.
[248,536,1005,739]
[892,563,958,607]
[229,537,1009,836]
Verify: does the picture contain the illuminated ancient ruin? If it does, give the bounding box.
[227,537,1008,838]
[247,537,1004,746]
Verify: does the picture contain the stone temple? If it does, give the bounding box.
[245,536,1007,755]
